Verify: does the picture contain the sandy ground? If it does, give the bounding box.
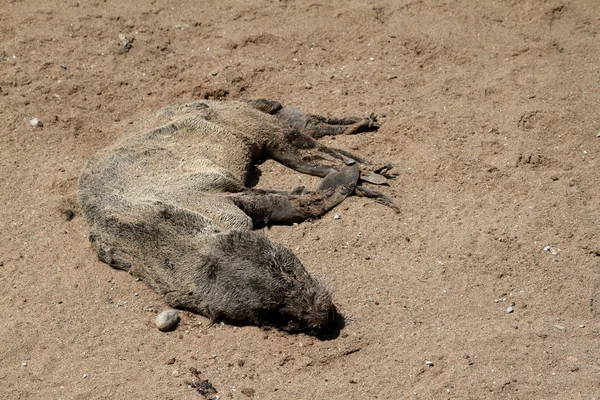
[1,0,600,398]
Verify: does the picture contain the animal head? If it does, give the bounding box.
[208,230,339,333]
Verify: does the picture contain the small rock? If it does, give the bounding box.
[369,57,375,61]
[596,132,600,138]
[333,214,341,220]
[332,88,348,96]
[155,310,180,332]
[425,360,434,367]
[305,83,312,89]
[543,246,552,252]
[64,209,75,221]
[506,306,514,313]
[118,34,133,53]
[82,373,88,379]
[29,118,43,128]
[21,362,27,367]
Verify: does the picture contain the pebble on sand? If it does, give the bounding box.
[155,310,181,332]
[29,118,43,128]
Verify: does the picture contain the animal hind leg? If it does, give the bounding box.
[229,165,359,227]
[247,99,378,138]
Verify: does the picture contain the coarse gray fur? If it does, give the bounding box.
[78,99,394,333]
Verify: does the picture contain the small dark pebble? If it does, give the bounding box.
[237,359,245,367]
[166,357,176,365]
[64,209,75,221]
[349,379,357,384]
[240,388,255,397]
[192,380,217,399]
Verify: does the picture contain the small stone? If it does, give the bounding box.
[118,34,133,52]
[543,246,552,252]
[29,118,43,128]
[369,57,375,61]
[155,310,180,332]
[506,306,514,313]
[305,83,312,89]
[425,360,434,367]
[82,373,88,379]
[596,132,600,138]
[64,209,75,221]
[21,362,27,367]
[333,214,341,220]
[332,88,348,96]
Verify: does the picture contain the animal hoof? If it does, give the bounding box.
[317,164,360,193]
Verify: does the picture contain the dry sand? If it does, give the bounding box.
[1,0,599,398]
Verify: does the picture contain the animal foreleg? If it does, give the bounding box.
[229,165,359,227]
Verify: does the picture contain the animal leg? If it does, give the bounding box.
[263,102,378,138]
[229,165,359,227]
